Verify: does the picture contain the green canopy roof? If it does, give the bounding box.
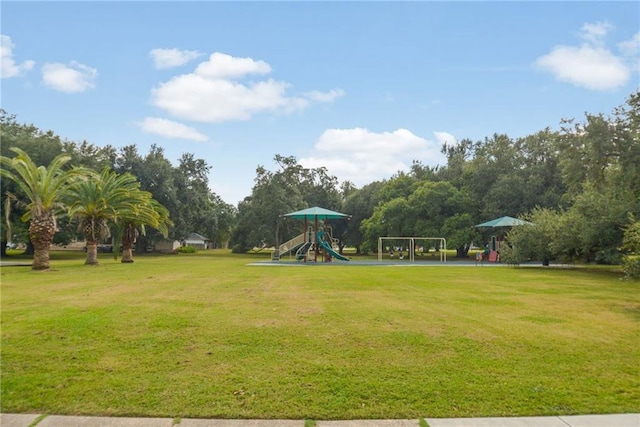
[282,206,351,220]
[475,216,532,228]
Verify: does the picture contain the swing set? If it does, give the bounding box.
[377,237,447,263]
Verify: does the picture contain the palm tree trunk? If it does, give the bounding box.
[121,223,136,263]
[121,247,134,263]
[85,240,99,265]
[29,212,55,270]
[82,217,106,265]
[32,242,51,270]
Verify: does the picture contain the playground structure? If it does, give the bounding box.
[378,237,447,263]
[275,226,349,262]
[273,206,351,263]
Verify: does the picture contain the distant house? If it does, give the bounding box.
[154,239,181,253]
[182,233,211,250]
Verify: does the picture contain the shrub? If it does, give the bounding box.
[620,216,640,280]
[595,248,621,265]
[499,244,524,266]
[622,255,640,280]
[177,245,197,254]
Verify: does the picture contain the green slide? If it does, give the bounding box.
[317,232,350,261]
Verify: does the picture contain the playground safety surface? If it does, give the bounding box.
[246,260,566,267]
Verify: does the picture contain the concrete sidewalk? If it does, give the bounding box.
[1,414,638,427]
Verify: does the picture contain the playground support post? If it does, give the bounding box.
[378,237,447,263]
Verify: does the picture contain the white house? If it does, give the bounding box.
[153,239,182,253]
[182,233,211,250]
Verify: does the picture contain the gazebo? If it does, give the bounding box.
[475,216,533,262]
[280,206,351,262]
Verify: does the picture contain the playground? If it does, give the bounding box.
[271,206,352,263]
[271,207,450,265]
[265,208,530,267]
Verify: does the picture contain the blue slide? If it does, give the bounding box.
[317,232,350,261]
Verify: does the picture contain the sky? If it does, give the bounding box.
[1,1,639,206]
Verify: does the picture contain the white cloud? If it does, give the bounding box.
[137,117,208,142]
[618,32,640,57]
[579,21,613,45]
[535,45,629,91]
[149,48,203,69]
[194,52,271,79]
[152,74,305,122]
[535,22,633,91]
[1,34,35,78]
[433,131,457,146]
[41,61,97,93]
[299,128,447,186]
[304,89,346,103]
[151,52,344,123]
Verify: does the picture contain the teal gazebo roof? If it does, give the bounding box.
[475,216,532,228]
[281,206,351,220]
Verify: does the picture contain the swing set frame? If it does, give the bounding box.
[377,237,447,263]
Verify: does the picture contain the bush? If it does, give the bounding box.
[177,245,197,254]
[231,244,246,254]
[622,255,640,280]
[499,244,525,266]
[595,248,621,265]
[620,216,640,280]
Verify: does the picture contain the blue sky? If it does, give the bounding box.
[2,1,639,205]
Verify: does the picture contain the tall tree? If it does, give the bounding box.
[360,180,475,257]
[508,91,640,264]
[65,168,145,265]
[174,153,233,245]
[114,145,233,250]
[437,138,475,188]
[620,215,640,279]
[0,110,66,256]
[115,145,179,251]
[515,129,566,210]
[0,148,78,270]
[231,155,341,253]
[116,198,172,263]
[64,140,117,172]
[361,196,412,252]
[409,181,476,256]
[341,181,385,253]
[558,92,640,203]
[231,162,305,253]
[206,194,237,249]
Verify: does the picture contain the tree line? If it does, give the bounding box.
[0,110,236,267]
[2,91,639,276]
[231,91,639,276]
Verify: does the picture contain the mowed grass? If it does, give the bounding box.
[1,250,639,419]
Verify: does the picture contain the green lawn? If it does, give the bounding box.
[1,250,638,419]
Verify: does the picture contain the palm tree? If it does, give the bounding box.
[0,148,77,270]
[65,168,143,265]
[116,197,172,263]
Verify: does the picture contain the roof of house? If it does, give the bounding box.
[185,232,210,241]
